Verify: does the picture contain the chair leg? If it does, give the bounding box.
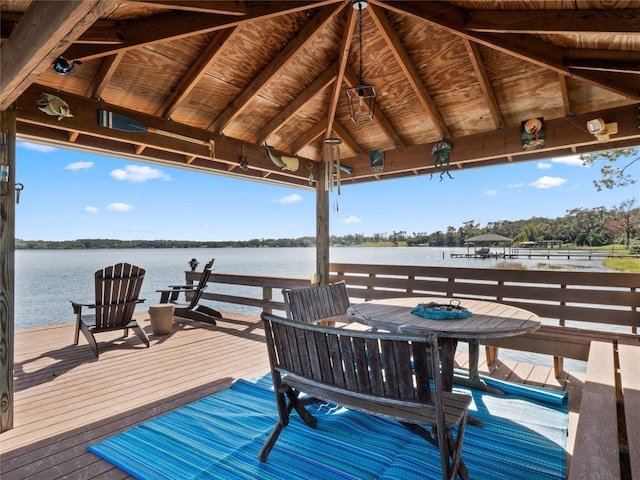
[258,421,284,462]
[78,322,99,358]
[130,324,150,348]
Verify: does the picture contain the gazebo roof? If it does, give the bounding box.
[465,233,513,243]
[2,0,640,189]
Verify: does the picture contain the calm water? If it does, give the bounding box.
[16,247,606,371]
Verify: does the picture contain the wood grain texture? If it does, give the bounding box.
[568,341,620,480]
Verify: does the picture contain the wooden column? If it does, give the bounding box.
[0,107,16,432]
[315,161,329,286]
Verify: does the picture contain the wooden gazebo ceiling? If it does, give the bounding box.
[2,0,640,189]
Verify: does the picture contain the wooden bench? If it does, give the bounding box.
[569,339,640,480]
[259,312,472,480]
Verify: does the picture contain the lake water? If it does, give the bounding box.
[16,246,606,371]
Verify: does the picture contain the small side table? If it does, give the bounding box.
[148,304,175,335]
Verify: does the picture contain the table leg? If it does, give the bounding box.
[439,338,484,427]
[453,340,506,396]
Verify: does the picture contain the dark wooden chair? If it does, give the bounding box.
[259,312,471,480]
[282,281,350,324]
[156,258,221,325]
[72,262,149,358]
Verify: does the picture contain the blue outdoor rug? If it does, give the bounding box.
[89,374,568,480]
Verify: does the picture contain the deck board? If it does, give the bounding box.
[1,311,583,480]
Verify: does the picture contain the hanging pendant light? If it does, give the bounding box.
[346,0,375,123]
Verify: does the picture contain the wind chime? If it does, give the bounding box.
[324,137,342,210]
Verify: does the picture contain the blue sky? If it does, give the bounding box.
[14,140,639,241]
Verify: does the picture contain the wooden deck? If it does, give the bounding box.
[1,311,586,480]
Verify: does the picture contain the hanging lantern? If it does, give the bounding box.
[345,0,376,123]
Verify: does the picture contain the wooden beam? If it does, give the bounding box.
[253,62,339,144]
[123,1,248,15]
[289,117,328,154]
[557,73,573,117]
[325,4,356,140]
[564,58,640,74]
[62,1,341,62]
[334,103,640,182]
[368,4,450,138]
[159,27,238,118]
[209,4,343,133]
[0,0,117,110]
[332,121,361,156]
[0,14,125,44]
[15,84,317,187]
[0,108,16,432]
[463,38,504,130]
[464,9,640,34]
[374,1,640,100]
[86,52,125,99]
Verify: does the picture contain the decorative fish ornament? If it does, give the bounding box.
[38,93,73,121]
[262,144,299,172]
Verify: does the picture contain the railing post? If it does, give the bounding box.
[263,286,272,314]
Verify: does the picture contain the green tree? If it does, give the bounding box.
[580,147,638,191]
[604,198,640,247]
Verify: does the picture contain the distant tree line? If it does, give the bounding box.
[16,200,639,250]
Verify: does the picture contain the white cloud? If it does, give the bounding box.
[110,165,171,182]
[537,162,552,169]
[84,206,99,214]
[276,194,302,205]
[551,154,586,167]
[529,176,567,189]
[484,190,497,196]
[106,203,133,212]
[18,141,56,153]
[342,215,361,224]
[65,161,94,171]
[508,182,524,188]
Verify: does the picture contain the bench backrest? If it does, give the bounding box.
[261,312,442,407]
[283,281,351,322]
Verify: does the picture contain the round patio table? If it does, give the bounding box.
[346,297,540,394]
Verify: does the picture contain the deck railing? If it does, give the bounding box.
[191,263,639,367]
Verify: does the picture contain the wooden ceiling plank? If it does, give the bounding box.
[375,1,640,100]
[368,4,450,139]
[159,27,238,118]
[210,3,343,133]
[343,66,405,149]
[463,38,504,131]
[254,62,339,144]
[0,0,117,110]
[87,52,126,99]
[464,9,640,35]
[326,4,357,139]
[123,1,249,16]
[62,1,342,62]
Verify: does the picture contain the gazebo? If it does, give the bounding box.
[464,233,513,258]
[1,0,640,430]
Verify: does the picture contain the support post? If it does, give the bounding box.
[316,162,329,286]
[0,107,16,432]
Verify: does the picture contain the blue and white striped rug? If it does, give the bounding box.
[88,374,568,479]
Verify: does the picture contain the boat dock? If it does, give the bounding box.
[452,248,637,260]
